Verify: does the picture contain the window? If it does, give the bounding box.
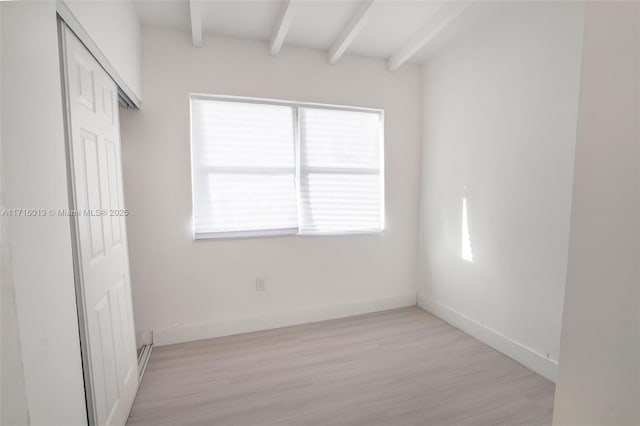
[190,99,298,238]
[190,95,384,239]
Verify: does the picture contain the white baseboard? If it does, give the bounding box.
[417,296,558,383]
[135,330,154,346]
[154,293,417,346]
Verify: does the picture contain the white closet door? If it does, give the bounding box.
[62,26,138,426]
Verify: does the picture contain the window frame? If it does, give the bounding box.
[190,93,385,240]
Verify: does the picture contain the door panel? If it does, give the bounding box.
[63,25,138,426]
[76,55,96,112]
[105,139,122,247]
[80,130,105,260]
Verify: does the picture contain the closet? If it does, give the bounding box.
[60,21,139,426]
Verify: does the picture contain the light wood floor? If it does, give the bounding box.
[127,307,554,426]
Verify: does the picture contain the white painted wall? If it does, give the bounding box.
[553,2,640,424]
[1,5,32,424]
[1,2,86,425]
[64,0,141,102]
[0,217,30,425]
[1,122,31,426]
[417,2,585,381]
[120,28,421,345]
[0,6,26,425]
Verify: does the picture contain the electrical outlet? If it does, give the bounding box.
[256,277,266,291]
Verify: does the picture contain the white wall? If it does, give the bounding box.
[553,2,640,424]
[0,216,30,425]
[418,1,585,381]
[120,28,421,345]
[1,2,86,425]
[0,6,27,425]
[64,0,141,102]
[1,119,30,425]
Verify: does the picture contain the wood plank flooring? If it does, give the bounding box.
[127,307,554,426]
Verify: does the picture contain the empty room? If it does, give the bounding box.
[1,0,639,425]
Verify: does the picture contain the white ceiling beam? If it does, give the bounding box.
[328,0,376,65]
[387,1,472,72]
[189,0,203,48]
[270,0,296,56]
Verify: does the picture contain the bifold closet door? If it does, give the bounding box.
[62,25,138,426]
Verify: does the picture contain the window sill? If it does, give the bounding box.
[194,228,298,240]
[297,230,384,237]
[193,229,384,241]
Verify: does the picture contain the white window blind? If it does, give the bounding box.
[191,98,298,238]
[190,95,384,239]
[299,107,384,233]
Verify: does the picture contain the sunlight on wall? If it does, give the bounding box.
[462,197,474,262]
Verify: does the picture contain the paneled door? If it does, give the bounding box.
[61,25,139,426]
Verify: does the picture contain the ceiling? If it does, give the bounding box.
[133,0,478,69]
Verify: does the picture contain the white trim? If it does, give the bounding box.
[189,93,383,114]
[153,293,417,346]
[194,228,298,240]
[195,229,384,240]
[417,296,558,382]
[135,330,154,346]
[297,229,383,237]
[137,344,153,382]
